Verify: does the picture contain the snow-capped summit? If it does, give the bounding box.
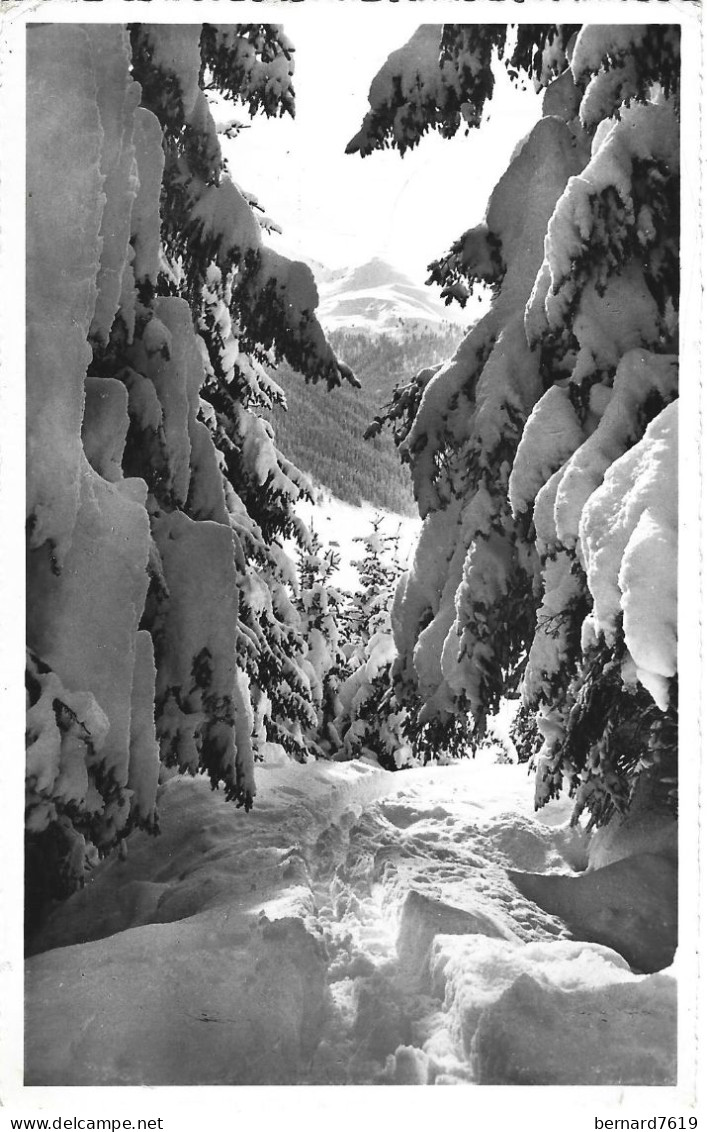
[316,256,468,331]
[327,257,412,292]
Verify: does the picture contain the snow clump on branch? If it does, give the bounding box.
[25,21,356,909]
[350,24,679,825]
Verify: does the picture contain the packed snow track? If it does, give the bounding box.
[26,759,676,1086]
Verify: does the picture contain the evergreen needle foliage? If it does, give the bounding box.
[349,23,679,825]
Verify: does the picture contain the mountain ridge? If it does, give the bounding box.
[267,322,465,516]
[314,256,468,332]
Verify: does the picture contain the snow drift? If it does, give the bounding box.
[26,758,677,1086]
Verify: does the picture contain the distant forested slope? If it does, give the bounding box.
[269,325,465,514]
[328,325,465,400]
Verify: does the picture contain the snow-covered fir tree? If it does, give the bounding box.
[353,25,679,826]
[25,23,356,913]
[294,527,349,760]
[330,520,412,770]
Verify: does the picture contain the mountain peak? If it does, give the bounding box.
[339,258,410,291]
[317,257,468,332]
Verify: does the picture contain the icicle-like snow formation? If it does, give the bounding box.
[88,26,142,346]
[26,26,105,564]
[26,25,156,859]
[128,632,161,827]
[131,108,165,289]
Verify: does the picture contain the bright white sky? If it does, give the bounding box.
[222,20,542,280]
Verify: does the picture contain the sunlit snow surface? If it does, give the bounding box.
[26,754,676,1086]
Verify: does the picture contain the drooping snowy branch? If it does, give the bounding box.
[356,23,680,823]
[346,25,506,157]
[25,21,359,909]
[346,25,587,159]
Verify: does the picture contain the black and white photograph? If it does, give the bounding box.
[0,0,703,1117]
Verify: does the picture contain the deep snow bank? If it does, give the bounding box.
[26,759,676,1086]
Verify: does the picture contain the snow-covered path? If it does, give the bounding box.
[26,758,676,1086]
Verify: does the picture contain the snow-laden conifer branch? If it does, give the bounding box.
[25,21,358,908]
[354,24,680,825]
